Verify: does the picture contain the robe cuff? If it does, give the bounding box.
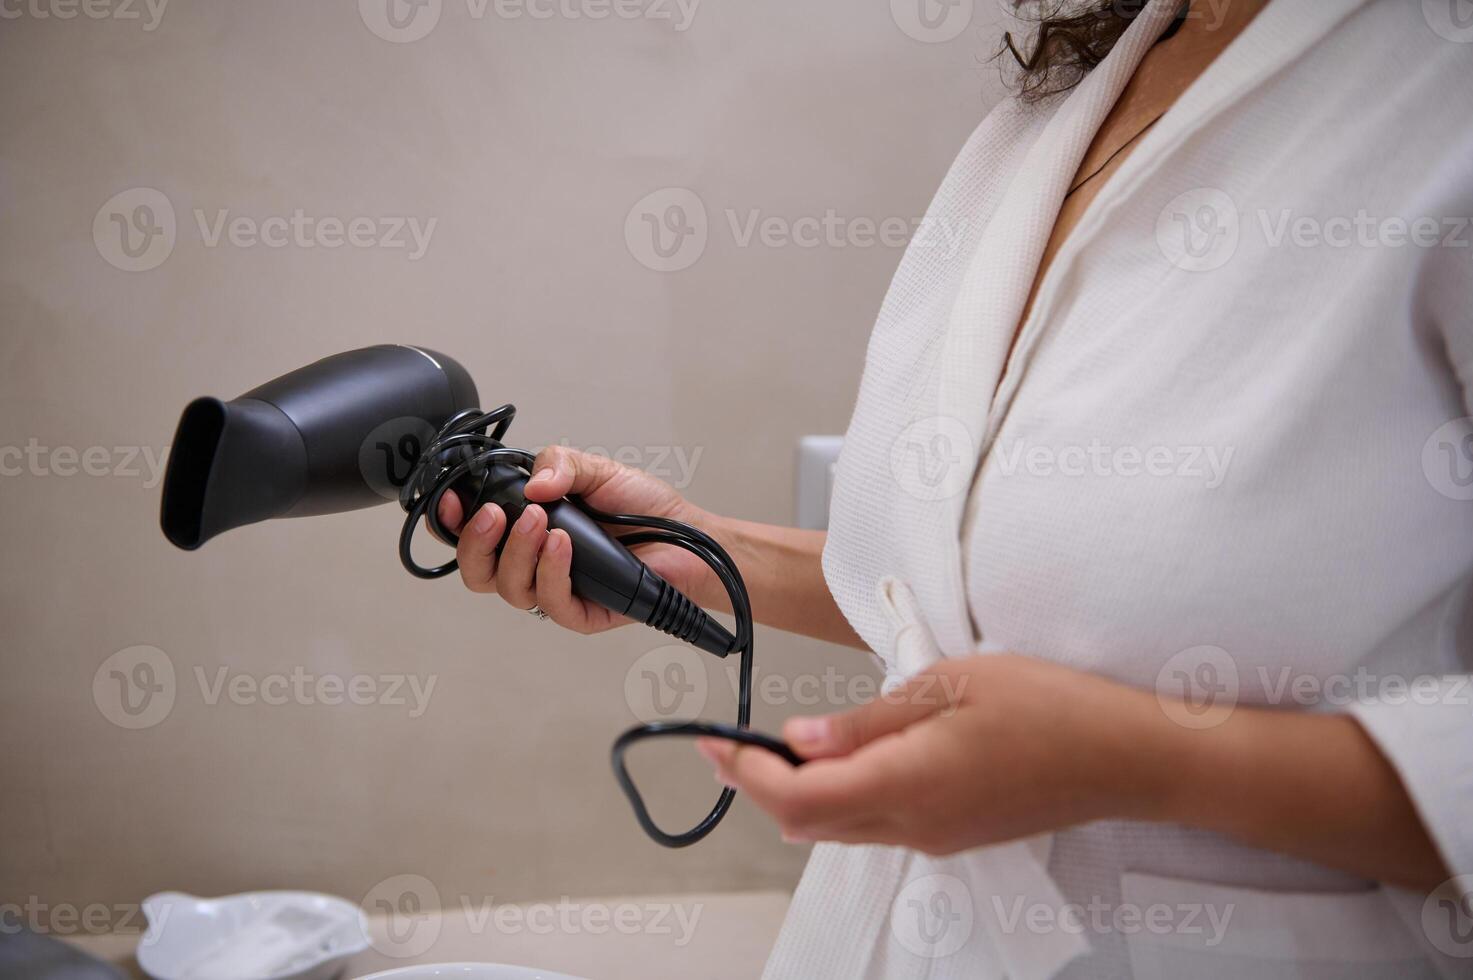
[1347,676,1473,881]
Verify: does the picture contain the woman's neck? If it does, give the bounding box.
[1099,0,1275,142]
[1012,0,1273,348]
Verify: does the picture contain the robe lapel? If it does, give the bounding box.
[984,0,1380,451]
[917,0,1190,656]
[919,0,1379,656]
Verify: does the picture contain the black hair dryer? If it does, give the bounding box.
[160,344,737,657]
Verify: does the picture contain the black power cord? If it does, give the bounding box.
[395,406,803,847]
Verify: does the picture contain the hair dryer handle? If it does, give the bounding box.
[458,462,735,657]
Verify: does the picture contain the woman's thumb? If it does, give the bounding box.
[524,444,620,502]
[781,670,958,760]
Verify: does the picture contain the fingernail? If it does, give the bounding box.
[471,505,496,534]
[526,469,551,487]
[515,506,540,536]
[694,740,721,764]
[544,531,562,554]
[786,716,830,745]
[713,770,737,789]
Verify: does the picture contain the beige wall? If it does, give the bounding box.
[0,0,1009,920]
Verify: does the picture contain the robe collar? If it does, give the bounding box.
[919,0,1376,656]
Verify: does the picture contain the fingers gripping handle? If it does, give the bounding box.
[462,460,737,657]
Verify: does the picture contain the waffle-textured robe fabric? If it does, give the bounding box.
[765,1,1473,977]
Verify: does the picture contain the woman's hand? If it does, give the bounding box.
[697,654,1171,853]
[697,653,1449,890]
[433,445,718,634]
[434,445,867,649]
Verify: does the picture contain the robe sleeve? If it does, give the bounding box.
[1347,225,1473,946]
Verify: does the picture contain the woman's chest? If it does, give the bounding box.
[957,206,1473,690]
[827,0,1473,690]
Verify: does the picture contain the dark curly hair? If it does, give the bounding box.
[1001,1,1187,102]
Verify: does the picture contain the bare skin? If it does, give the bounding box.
[438,0,1450,893]
[1018,0,1279,333]
[434,447,862,649]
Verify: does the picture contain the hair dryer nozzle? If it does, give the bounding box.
[161,396,308,549]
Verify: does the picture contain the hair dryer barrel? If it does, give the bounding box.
[161,344,738,659]
[161,345,477,549]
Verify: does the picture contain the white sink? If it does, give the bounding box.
[357,966,589,980]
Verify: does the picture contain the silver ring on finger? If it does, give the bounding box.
[526,604,551,621]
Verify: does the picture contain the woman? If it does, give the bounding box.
[437,0,1473,976]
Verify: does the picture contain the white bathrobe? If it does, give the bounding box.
[764,1,1473,978]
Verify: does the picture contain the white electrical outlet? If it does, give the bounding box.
[796,435,844,530]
